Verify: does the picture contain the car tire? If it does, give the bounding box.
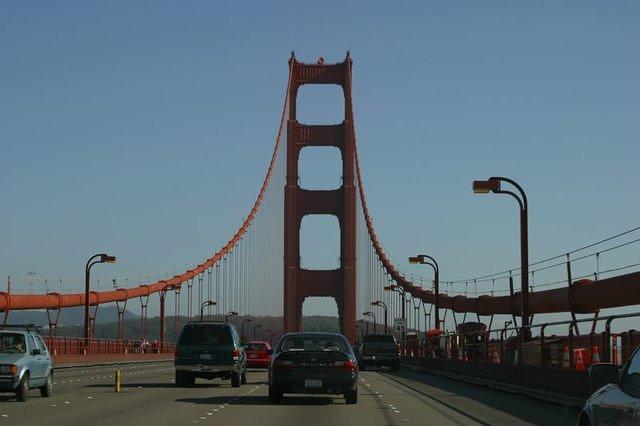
[241,369,247,385]
[268,387,283,402]
[344,389,358,404]
[40,372,53,397]
[175,371,188,387]
[231,372,241,388]
[16,373,29,402]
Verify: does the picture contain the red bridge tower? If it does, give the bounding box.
[283,53,357,342]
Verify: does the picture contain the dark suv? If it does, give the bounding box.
[174,321,247,387]
[359,334,400,371]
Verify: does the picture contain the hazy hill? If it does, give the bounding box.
[5,306,138,327]
[50,315,340,342]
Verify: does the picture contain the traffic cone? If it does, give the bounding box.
[591,346,600,363]
[575,350,585,371]
[562,346,570,369]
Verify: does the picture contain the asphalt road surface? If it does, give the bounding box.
[0,361,580,425]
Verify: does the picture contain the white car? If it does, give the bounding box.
[578,346,640,425]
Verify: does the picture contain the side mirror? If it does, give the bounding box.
[32,348,41,355]
[266,349,274,355]
[589,363,619,383]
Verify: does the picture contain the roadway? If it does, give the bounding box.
[0,361,580,425]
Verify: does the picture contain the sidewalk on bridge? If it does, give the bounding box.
[401,362,586,408]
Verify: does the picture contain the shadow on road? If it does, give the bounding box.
[175,395,337,406]
[377,368,578,425]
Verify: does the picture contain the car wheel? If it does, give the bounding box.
[186,373,196,386]
[175,371,187,387]
[344,389,358,404]
[241,369,247,385]
[16,373,29,402]
[268,387,283,402]
[40,373,53,397]
[231,372,241,388]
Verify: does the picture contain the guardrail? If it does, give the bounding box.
[43,336,175,357]
[403,312,640,371]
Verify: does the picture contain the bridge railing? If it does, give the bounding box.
[44,336,175,357]
[405,311,640,371]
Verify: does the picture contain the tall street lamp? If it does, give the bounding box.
[200,300,217,321]
[371,301,388,334]
[384,284,406,321]
[408,255,440,330]
[84,253,116,344]
[473,176,530,339]
[253,324,263,340]
[363,311,377,334]
[241,318,253,341]
[225,311,238,322]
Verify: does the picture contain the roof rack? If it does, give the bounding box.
[0,324,43,332]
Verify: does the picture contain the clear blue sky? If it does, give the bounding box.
[1,2,638,319]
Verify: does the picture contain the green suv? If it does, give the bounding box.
[174,321,247,388]
[0,325,53,401]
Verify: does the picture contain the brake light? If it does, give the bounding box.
[231,348,240,361]
[333,359,357,373]
[272,359,294,372]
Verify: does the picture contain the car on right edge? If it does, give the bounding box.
[578,345,640,425]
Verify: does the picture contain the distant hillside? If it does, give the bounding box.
[51,315,340,342]
[5,306,138,327]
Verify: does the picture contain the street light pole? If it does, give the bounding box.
[408,255,439,330]
[253,324,263,340]
[200,300,217,321]
[473,176,530,339]
[241,318,252,342]
[371,301,388,334]
[364,311,376,334]
[84,253,116,345]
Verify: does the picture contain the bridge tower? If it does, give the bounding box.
[283,53,357,342]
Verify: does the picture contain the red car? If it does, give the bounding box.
[245,341,272,368]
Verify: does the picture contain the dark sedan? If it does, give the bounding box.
[268,332,358,404]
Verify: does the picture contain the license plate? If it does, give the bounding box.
[305,379,322,388]
[249,353,258,358]
[200,354,212,360]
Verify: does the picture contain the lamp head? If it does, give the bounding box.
[473,178,500,194]
[101,254,117,263]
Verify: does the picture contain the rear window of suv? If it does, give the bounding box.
[363,335,396,344]
[178,324,232,346]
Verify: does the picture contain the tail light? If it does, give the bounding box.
[231,347,240,361]
[333,359,357,373]
[272,359,294,372]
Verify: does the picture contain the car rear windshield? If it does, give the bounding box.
[247,343,267,351]
[279,335,349,352]
[363,335,396,344]
[178,324,232,346]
